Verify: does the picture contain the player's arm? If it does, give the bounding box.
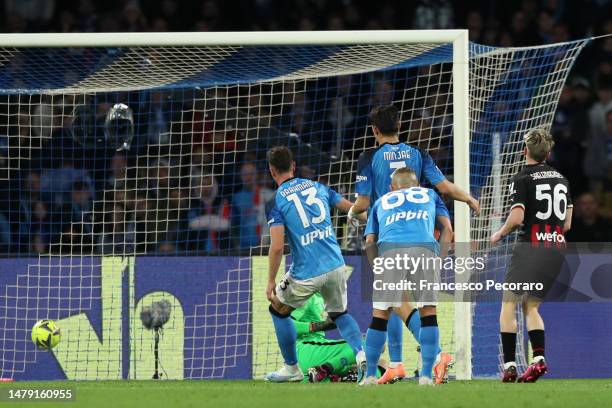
[267,225,284,302]
[324,183,367,222]
[563,185,573,233]
[435,179,480,215]
[348,151,373,222]
[292,317,337,335]
[364,202,379,264]
[563,207,573,233]
[365,234,378,265]
[491,207,524,243]
[434,192,453,257]
[336,197,367,222]
[310,319,337,333]
[491,176,526,243]
[436,215,453,258]
[420,149,480,214]
[349,195,370,216]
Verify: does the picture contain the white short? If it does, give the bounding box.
[372,247,440,311]
[276,266,348,313]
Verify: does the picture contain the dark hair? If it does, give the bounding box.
[369,104,399,135]
[267,146,293,173]
[72,181,88,192]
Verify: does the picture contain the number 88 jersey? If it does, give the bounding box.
[365,187,449,254]
[508,163,572,243]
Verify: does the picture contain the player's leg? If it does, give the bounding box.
[402,303,422,343]
[524,297,545,361]
[376,249,410,382]
[319,267,365,377]
[499,292,519,382]
[518,296,548,383]
[266,273,313,382]
[407,247,448,385]
[396,301,441,354]
[386,312,404,369]
[499,246,529,382]
[376,303,412,384]
[302,339,354,382]
[417,305,439,385]
[385,300,421,380]
[268,302,301,381]
[363,306,391,385]
[306,340,391,383]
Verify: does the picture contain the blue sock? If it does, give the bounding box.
[406,308,421,342]
[270,307,297,365]
[387,313,403,363]
[419,315,440,379]
[407,309,441,355]
[365,317,388,377]
[333,313,363,355]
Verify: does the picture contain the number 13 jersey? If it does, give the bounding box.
[508,163,572,243]
[266,177,345,280]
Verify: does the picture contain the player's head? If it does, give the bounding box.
[369,104,400,141]
[524,128,554,163]
[576,192,598,219]
[267,145,296,183]
[390,167,418,191]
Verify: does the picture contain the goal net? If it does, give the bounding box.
[0,31,589,380]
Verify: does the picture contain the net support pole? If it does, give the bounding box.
[452,30,472,380]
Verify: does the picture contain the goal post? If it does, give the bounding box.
[0,30,590,381]
[450,30,472,381]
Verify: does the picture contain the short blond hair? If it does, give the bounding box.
[524,128,554,162]
[391,167,418,189]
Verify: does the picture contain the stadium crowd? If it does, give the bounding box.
[0,0,610,255]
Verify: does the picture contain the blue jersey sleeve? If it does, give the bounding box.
[265,198,284,227]
[356,150,373,196]
[325,184,343,208]
[364,201,380,236]
[433,191,450,219]
[420,149,446,186]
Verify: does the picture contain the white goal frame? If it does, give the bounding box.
[0,30,472,380]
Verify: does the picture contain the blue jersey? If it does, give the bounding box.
[365,187,449,254]
[356,142,446,205]
[267,177,345,280]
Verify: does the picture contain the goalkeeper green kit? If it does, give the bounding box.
[291,293,355,377]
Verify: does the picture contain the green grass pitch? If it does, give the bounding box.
[1,380,611,408]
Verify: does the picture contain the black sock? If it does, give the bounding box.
[405,308,418,328]
[500,332,517,364]
[528,329,545,360]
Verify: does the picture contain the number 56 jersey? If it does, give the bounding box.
[266,177,345,281]
[509,163,572,243]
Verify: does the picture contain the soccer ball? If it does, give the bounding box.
[31,320,61,350]
[104,103,134,152]
[70,102,134,151]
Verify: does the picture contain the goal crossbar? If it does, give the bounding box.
[0,30,468,47]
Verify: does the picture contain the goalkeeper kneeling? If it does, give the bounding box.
[294,292,387,383]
